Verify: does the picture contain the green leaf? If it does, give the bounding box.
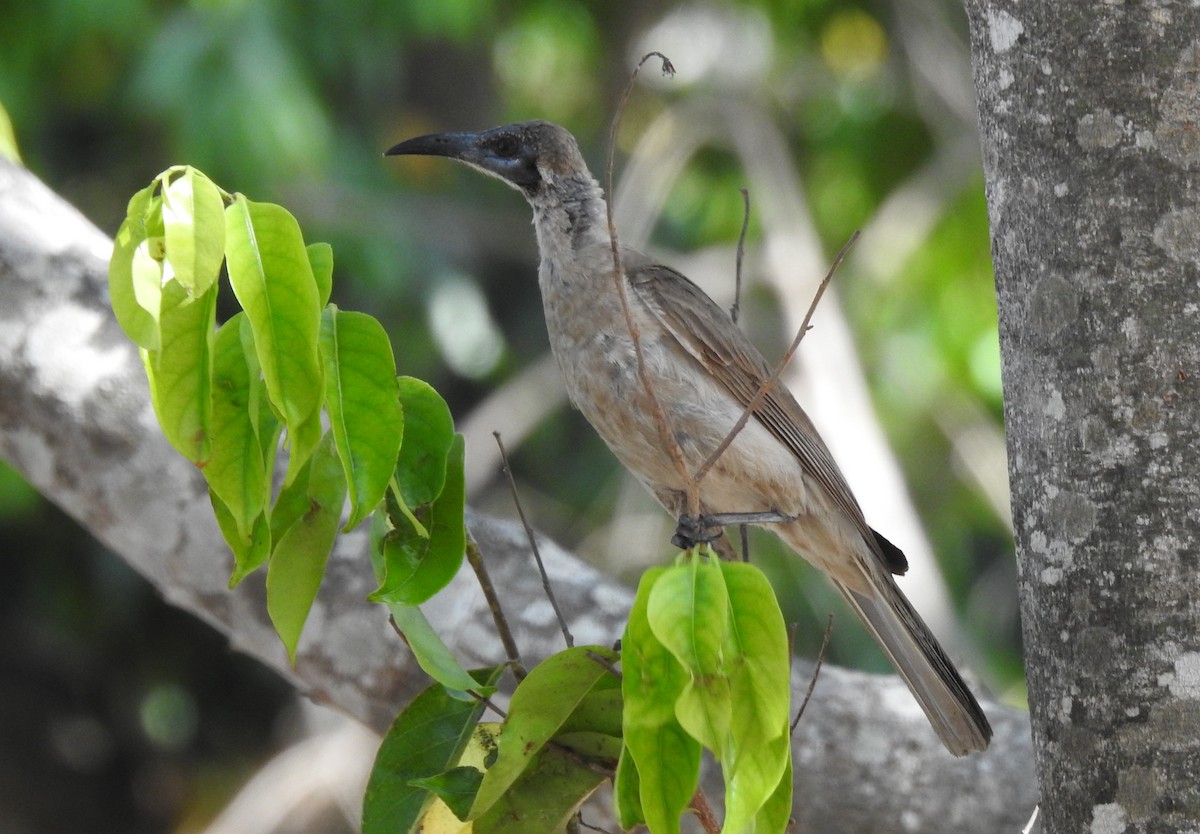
[269,450,314,546]
[722,561,791,744]
[613,744,645,831]
[648,553,732,758]
[0,100,21,164]
[409,766,483,822]
[551,730,622,760]
[162,167,225,298]
[206,313,269,539]
[239,313,282,475]
[556,685,622,738]
[469,645,619,819]
[131,236,165,330]
[472,743,607,834]
[754,745,793,834]
[362,668,504,834]
[723,732,791,834]
[210,489,271,586]
[108,183,160,350]
[370,434,466,605]
[283,407,324,487]
[307,242,333,308]
[320,306,404,530]
[622,568,701,834]
[719,561,793,834]
[395,376,455,508]
[224,196,323,461]
[388,602,494,697]
[266,433,346,662]
[143,279,218,465]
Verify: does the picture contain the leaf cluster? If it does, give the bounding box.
[108,166,466,663]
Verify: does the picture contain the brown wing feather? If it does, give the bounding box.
[627,259,901,570]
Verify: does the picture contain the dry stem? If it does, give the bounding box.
[494,430,574,649]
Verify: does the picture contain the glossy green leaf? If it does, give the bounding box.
[394,376,455,509]
[551,730,622,761]
[0,100,21,164]
[131,236,165,329]
[320,305,403,530]
[283,407,324,487]
[387,602,493,697]
[556,685,622,738]
[210,490,271,585]
[722,561,791,744]
[648,553,732,758]
[613,744,645,831]
[266,434,346,662]
[754,744,793,834]
[162,167,225,298]
[370,434,465,605]
[719,561,793,834]
[143,279,217,465]
[472,743,607,834]
[723,731,791,834]
[622,568,701,834]
[269,449,314,547]
[307,242,333,308]
[108,183,160,350]
[206,313,268,539]
[224,196,323,464]
[409,766,483,822]
[469,645,619,819]
[362,667,503,834]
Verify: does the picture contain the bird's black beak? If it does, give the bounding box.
[385,126,542,192]
[385,131,478,161]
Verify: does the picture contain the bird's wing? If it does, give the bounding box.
[627,260,906,573]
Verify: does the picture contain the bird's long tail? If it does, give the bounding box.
[832,570,993,756]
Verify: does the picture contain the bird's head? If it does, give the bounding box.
[385,120,590,198]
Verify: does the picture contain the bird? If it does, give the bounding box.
[386,120,992,755]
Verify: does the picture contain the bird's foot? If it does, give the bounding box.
[671,510,795,550]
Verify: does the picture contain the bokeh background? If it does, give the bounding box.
[0,0,1017,831]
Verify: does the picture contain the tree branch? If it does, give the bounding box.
[0,159,1037,832]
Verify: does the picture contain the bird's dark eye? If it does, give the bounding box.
[492,134,520,158]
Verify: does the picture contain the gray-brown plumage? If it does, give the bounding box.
[387,120,992,755]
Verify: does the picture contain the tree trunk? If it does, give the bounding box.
[966,3,1200,831]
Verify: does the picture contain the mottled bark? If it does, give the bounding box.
[966,3,1200,832]
[0,158,1035,831]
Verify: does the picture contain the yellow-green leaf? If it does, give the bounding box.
[224,196,323,466]
[108,183,160,350]
[320,306,403,530]
[142,280,217,465]
[163,167,226,298]
[266,434,346,662]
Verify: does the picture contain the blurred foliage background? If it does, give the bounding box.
[0,0,1016,831]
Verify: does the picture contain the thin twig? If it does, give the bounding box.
[493,430,574,648]
[604,52,698,518]
[791,614,834,733]
[689,790,722,834]
[731,187,751,324]
[694,231,860,486]
[468,689,509,721]
[732,189,753,564]
[575,814,615,834]
[464,531,527,680]
[585,649,622,681]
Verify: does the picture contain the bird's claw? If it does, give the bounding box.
[672,510,797,550]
